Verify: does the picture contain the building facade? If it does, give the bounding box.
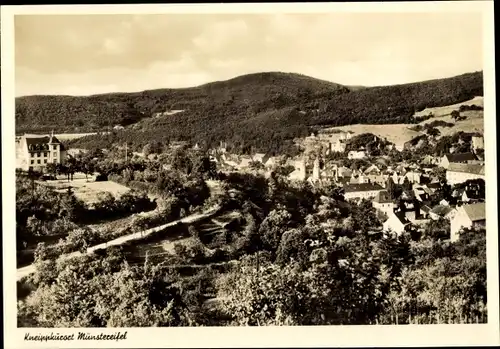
[343,183,384,201]
[450,203,486,242]
[16,134,67,172]
[446,163,486,185]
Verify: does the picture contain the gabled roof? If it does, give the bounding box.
[447,163,485,175]
[421,205,432,213]
[364,164,380,174]
[394,211,410,225]
[426,182,441,189]
[461,202,486,222]
[25,135,65,151]
[444,152,478,163]
[373,190,392,203]
[343,182,384,193]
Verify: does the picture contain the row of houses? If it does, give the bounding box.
[383,202,486,242]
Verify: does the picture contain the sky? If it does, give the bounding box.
[14,12,483,97]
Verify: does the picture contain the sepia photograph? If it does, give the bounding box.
[2,1,499,348]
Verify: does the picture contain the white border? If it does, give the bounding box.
[2,2,499,348]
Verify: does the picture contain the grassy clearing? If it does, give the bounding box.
[325,97,484,146]
[39,179,131,206]
[327,124,423,148]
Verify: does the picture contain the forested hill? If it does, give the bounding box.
[16,71,483,155]
[15,72,349,133]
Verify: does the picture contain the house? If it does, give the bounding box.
[343,182,384,201]
[471,135,484,152]
[429,205,455,221]
[364,164,380,175]
[405,171,422,184]
[330,139,347,153]
[252,153,269,164]
[348,150,366,160]
[413,186,430,202]
[446,163,486,185]
[440,152,478,169]
[334,166,352,180]
[383,211,411,235]
[289,158,307,181]
[420,204,432,219]
[16,133,67,172]
[365,174,388,187]
[425,182,441,193]
[372,190,394,217]
[452,183,485,203]
[421,155,440,166]
[450,203,486,242]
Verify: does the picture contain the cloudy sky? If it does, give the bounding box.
[15,12,483,97]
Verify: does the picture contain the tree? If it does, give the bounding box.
[386,177,397,199]
[45,162,58,178]
[80,161,95,182]
[426,127,441,137]
[402,177,412,192]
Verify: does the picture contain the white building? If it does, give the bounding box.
[330,139,347,153]
[343,182,384,201]
[471,135,484,152]
[450,203,486,242]
[372,190,394,217]
[348,150,367,160]
[383,211,411,235]
[289,158,307,181]
[16,133,67,172]
[446,163,486,185]
[440,152,478,169]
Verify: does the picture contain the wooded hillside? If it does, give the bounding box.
[16,71,483,154]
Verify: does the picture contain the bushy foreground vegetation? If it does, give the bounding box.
[18,164,487,326]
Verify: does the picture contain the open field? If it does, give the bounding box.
[423,110,484,137]
[327,124,423,149]
[414,96,483,118]
[325,97,484,147]
[39,178,131,205]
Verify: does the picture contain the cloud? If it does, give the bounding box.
[14,12,483,96]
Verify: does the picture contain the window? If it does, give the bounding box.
[44,152,48,157]
[30,153,34,158]
[44,159,47,164]
[53,152,57,157]
[53,145,57,150]
[30,160,34,164]
[37,160,41,164]
[37,152,41,157]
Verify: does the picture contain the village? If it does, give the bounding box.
[196,127,486,242]
[15,120,486,247]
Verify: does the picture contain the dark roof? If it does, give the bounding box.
[444,152,478,163]
[373,190,392,203]
[343,183,384,193]
[25,135,65,151]
[394,211,410,224]
[426,182,441,189]
[421,205,432,213]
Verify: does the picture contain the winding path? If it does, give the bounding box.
[16,205,220,281]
